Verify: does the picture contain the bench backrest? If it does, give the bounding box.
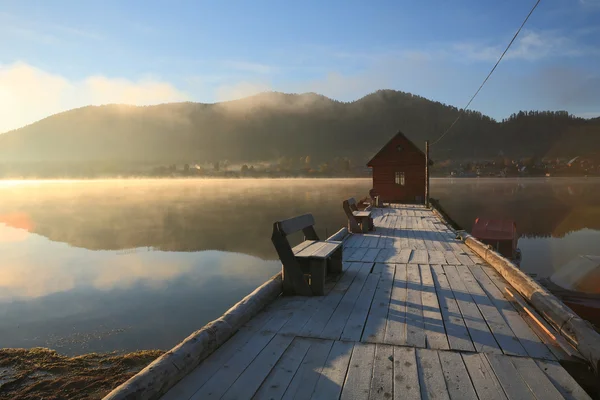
[274,213,319,240]
[343,199,361,233]
[347,197,359,212]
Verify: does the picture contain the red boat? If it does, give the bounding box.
[541,255,600,329]
[471,218,521,262]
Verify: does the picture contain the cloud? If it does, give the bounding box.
[223,61,276,74]
[455,29,599,62]
[0,62,189,132]
[51,24,104,41]
[1,11,102,45]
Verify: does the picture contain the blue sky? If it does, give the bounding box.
[1,0,599,132]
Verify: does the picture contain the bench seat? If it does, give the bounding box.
[352,210,372,218]
[294,240,342,259]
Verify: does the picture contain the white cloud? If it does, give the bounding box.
[455,29,599,62]
[223,61,275,74]
[0,62,189,132]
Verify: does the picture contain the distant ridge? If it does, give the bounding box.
[0,90,598,164]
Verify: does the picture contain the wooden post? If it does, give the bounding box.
[425,140,430,207]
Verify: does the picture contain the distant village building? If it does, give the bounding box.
[366,130,428,204]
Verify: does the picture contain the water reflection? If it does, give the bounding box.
[0,225,280,354]
[0,179,371,258]
[431,177,600,277]
[431,178,600,238]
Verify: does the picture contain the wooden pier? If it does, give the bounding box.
[107,204,596,400]
[161,205,593,400]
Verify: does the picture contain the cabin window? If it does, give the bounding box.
[396,145,403,152]
[395,172,405,186]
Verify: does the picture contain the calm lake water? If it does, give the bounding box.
[1,178,599,354]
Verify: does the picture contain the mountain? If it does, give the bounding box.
[0,90,599,168]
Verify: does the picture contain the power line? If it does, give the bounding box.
[430,0,541,146]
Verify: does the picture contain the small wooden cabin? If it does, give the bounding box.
[366,130,426,204]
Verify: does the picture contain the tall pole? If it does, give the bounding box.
[425,140,430,207]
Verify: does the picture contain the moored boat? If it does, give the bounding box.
[471,217,521,263]
[541,255,600,329]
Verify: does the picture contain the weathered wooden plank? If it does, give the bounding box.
[279,214,315,235]
[455,265,527,356]
[534,359,592,400]
[416,349,450,400]
[190,307,300,400]
[348,234,367,248]
[341,343,376,400]
[479,265,567,360]
[300,263,364,338]
[295,241,327,257]
[311,341,354,400]
[384,264,407,346]
[362,264,394,343]
[405,264,426,348]
[461,353,508,400]
[393,347,420,400]
[161,309,274,400]
[485,353,535,400]
[509,356,564,400]
[222,334,295,400]
[375,248,392,263]
[361,248,381,263]
[419,264,449,350]
[430,265,474,352]
[438,351,478,400]
[341,273,380,341]
[278,298,323,337]
[470,265,555,360]
[282,339,334,400]
[253,337,312,400]
[377,236,390,249]
[455,252,474,266]
[343,247,359,261]
[349,248,368,262]
[292,240,317,254]
[369,344,394,400]
[344,234,361,248]
[412,229,427,251]
[309,242,342,258]
[443,265,501,354]
[409,249,429,264]
[393,248,412,264]
[427,249,446,265]
[371,263,384,275]
[361,234,380,248]
[319,263,372,339]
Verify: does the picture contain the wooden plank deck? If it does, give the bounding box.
[162,204,591,400]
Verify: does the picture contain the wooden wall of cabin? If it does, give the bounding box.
[372,164,425,203]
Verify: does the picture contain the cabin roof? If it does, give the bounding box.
[366,130,432,167]
[471,218,516,241]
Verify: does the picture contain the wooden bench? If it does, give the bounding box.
[271,214,343,296]
[343,198,374,233]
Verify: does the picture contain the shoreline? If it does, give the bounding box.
[0,347,164,400]
[1,175,600,182]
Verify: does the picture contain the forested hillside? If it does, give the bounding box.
[0,90,598,170]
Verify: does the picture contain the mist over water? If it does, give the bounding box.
[0,178,599,354]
